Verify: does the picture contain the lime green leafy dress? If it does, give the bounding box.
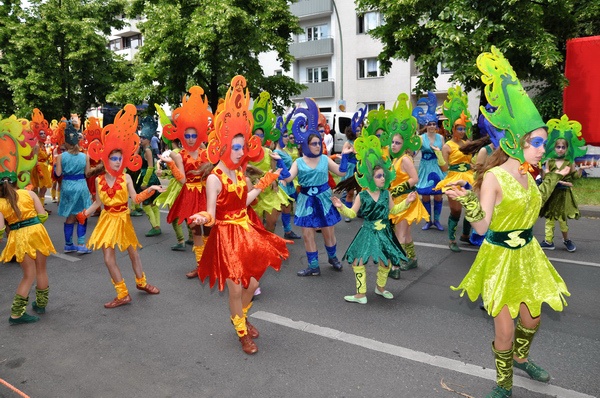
[451,167,570,318]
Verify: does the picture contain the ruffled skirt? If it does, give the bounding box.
[1,224,56,262]
[87,210,141,251]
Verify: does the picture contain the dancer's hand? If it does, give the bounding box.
[406,191,417,203]
[331,196,343,208]
[445,185,469,200]
[149,185,166,193]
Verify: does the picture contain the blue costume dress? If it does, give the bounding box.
[294,155,341,228]
[416,134,446,195]
[57,152,92,217]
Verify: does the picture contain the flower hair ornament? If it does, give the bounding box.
[252,91,278,145]
[386,93,421,159]
[87,104,142,177]
[81,117,102,151]
[292,97,321,158]
[30,108,50,143]
[442,86,472,139]
[354,135,395,191]
[351,106,367,135]
[412,91,438,126]
[477,46,546,164]
[363,106,390,142]
[543,114,586,162]
[0,116,37,188]
[161,86,213,153]
[478,104,505,148]
[205,75,263,170]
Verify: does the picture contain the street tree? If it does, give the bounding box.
[356,0,600,120]
[0,0,131,120]
[109,0,304,114]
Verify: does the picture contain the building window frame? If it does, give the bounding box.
[364,102,385,112]
[358,11,383,34]
[109,38,122,51]
[358,58,383,79]
[307,66,329,83]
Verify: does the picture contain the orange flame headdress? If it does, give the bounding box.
[162,86,213,153]
[205,75,263,170]
[81,117,102,151]
[31,109,50,143]
[87,104,142,177]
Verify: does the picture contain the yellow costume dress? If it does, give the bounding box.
[30,147,53,189]
[389,154,429,225]
[435,140,474,190]
[87,174,141,251]
[250,147,293,218]
[0,190,55,262]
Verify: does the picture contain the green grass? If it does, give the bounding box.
[573,177,600,206]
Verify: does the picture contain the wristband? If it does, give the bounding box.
[135,187,155,204]
[0,226,5,239]
[38,212,49,224]
[434,150,446,167]
[276,159,291,180]
[337,203,356,219]
[454,190,485,222]
[338,153,349,173]
[167,161,185,182]
[390,200,410,215]
[254,171,280,190]
[76,210,88,225]
[195,211,215,227]
[142,166,154,186]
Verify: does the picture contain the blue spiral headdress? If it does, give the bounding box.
[292,98,321,158]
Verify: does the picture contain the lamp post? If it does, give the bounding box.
[332,0,344,109]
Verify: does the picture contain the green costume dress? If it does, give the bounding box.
[451,167,570,318]
[343,190,407,265]
[540,159,580,221]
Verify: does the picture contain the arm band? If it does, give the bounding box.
[434,150,446,167]
[195,211,215,227]
[254,171,280,190]
[390,181,411,197]
[390,200,410,215]
[76,210,88,225]
[142,167,154,186]
[338,153,349,173]
[337,204,356,219]
[276,159,291,180]
[454,190,486,222]
[0,226,5,239]
[38,212,49,224]
[135,187,155,204]
[167,161,185,182]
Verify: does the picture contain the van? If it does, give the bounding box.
[320,112,354,154]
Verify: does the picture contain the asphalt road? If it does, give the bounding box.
[1,200,599,398]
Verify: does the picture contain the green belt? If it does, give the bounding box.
[449,163,471,172]
[9,216,41,230]
[394,186,416,196]
[485,228,533,249]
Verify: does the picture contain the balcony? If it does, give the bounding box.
[290,0,333,20]
[290,38,334,60]
[292,81,334,99]
[111,19,141,37]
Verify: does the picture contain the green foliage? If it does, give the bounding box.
[109,0,304,113]
[356,0,600,113]
[0,0,130,120]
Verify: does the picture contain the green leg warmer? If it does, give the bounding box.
[544,218,555,243]
[513,319,539,360]
[352,265,367,294]
[142,205,158,228]
[376,264,390,289]
[405,241,416,260]
[152,205,161,228]
[492,342,514,391]
[462,217,471,237]
[35,287,49,308]
[448,215,460,241]
[11,294,29,318]
[172,219,184,242]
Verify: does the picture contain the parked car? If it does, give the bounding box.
[320,112,354,154]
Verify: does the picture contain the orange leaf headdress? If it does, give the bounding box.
[0,116,37,187]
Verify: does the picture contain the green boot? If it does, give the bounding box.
[513,319,550,382]
[9,294,39,325]
[485,343,513,398]
[32,287,49,314]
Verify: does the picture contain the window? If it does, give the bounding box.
[440,60,453,74]
[109,39,122,51]
[365,103,385,112]
[123,34,142,50]
[358,11,383,34]
[275,70,283,76]
[305,24,328,41]
[307,67,328,83]
[358,58,383,78]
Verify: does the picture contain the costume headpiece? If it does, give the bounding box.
[88,104,142,177]
[363,106,390,142]
[351,106,367,135]
[386,93,421,159]
[275,110,294,149]
[205,75,263,170]
[412,91,438,126]
[64,120,80,146]
[162,86,212,153]
[31,108,50,143]
[292,98,321,158]
[478,104,505,148]
[442,86,472,139]
[139,116,158,141]
[477,46,546,163]
[318,113,330,135]
[354,135,395,191]
[81,117,102,151]
[543,114,586,162]
[0,116,37,187]
[252,91,278,145]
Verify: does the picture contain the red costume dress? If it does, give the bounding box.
[197,168,289,291]
[166,150,207,224]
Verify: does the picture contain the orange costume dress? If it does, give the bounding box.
[31,147,53,189]
[0,190,56,262]
[435,140,474,189]
[166,150,207,225]
[389,154,429,225]
[87,174,141,251]
[197,168,289,291]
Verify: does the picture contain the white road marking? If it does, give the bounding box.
[252,311,594,398]
[51,252,81,262]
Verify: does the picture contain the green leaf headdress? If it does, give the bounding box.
[386,93,421,159]
[252,91,278,145]
[363,106,390,142]
[354,135,395,191]
[0,116,37,188]
[477,46,546,164]
[442,85,472,139]
[543,114,587,162]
